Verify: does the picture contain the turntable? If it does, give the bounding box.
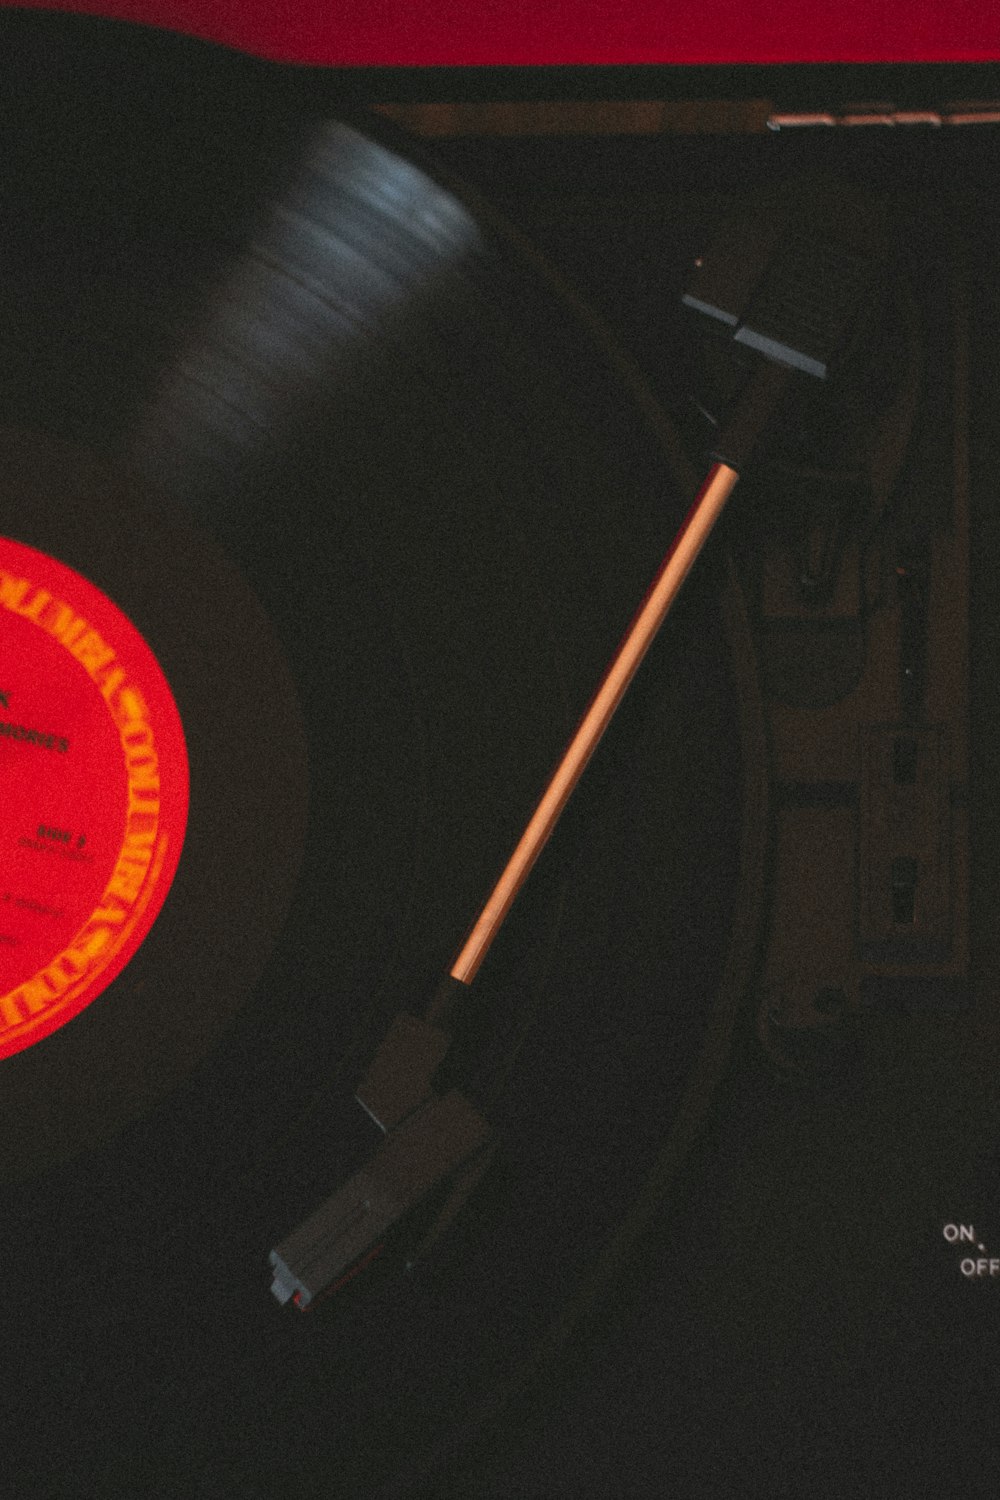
[0,11,997,1497]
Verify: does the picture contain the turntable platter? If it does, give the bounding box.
[0,19,755,1497]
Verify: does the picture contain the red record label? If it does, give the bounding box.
[0,536,188,1060]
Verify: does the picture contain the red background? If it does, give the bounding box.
[5,0,999,66]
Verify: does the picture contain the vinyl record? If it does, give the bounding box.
[0,20,760,1497]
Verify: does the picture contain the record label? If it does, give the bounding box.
[0,536,188,1060]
